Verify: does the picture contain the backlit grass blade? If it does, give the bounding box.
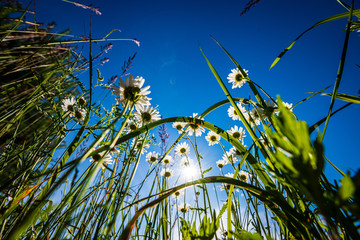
[270,8,360,69]
[320,1,354,142]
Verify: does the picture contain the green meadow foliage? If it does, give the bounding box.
[0,1,359,239]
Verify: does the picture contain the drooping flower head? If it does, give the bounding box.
[112,74,151,107]
[186,113,205,136]
[175,142,190,157]
[205,131,220,146]
[134,105,161,125]
[227,68,249,89]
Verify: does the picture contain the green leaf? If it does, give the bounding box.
[231,230,264,240]
[203,167,212,175]
[338,174,355,201]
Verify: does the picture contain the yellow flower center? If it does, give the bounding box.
[235,73,243,82]
[232,132,240,139]
[123,86,141,102]
[141,112,152,122]
[240,174,247,181]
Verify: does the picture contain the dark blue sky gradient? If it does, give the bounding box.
[31,0,360,180]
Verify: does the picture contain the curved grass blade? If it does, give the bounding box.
[270,8,360,69]
[119,176,315,240]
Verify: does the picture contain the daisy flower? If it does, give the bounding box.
[175,142,190,157]
[160,168,173,178]
[220,173,239,192]
[243,109,261,127]
[89,151,113,170]
[225,172,234,178]
[125,119,139,133]
[259,135,272,148]
[134,105,161,125]
[227,125,246,142]
[205,131,221,146]
[146,151,159,164]
[283,101,293,112]
[78,97,86,106]
[227,103,246,121]
[173,190,183,200]
[263,99,277,116]
[172,122,185,134]
[227,68,248,89]
[112,74,151,107]
[180,157,194,167]
[186,113,205,136]
[228,147,244,162]
[61,97,76,112]
[275,100,293,113]
[162,155,173,165]
[216,158,228,169]
[177,203,191,213]
[131,138,150,153]
[239,170,250,183]
[73,107,87,121]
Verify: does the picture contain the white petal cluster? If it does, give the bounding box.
[227,68,248,89]
[186,113,205,136]
[61,96,87,121]
[205,131,221,146]
[175,142,190,157]
[227,125,246,142]
[134,105,161,125]
[146,151,159,164]
[112,74,151,107]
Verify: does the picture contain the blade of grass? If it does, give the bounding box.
[320,1,354,142]
[270,8,360,69]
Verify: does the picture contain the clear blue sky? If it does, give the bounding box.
[31,0,360,180]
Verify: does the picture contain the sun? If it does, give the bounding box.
[181,165,199,180]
